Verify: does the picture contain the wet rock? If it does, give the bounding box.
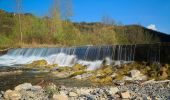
[120,91,131,99]
[15,83,32,91]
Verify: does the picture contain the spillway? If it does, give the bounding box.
[0,43,168,70]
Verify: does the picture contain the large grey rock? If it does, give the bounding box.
[15,83,32,91]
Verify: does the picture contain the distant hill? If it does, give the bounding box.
[0,9,170,49]
[74,22,170,43]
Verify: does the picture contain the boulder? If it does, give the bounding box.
[53,94,68,100]
[123,70,147,81]
[120,91,131,99]
[69,92,78,97]
[4,90,21,100]
[130,70,141,78]
[4,89,13,99]
[15,83,32,91]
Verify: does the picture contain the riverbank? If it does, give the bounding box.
[0,61,170,99]
[1,80,170,100]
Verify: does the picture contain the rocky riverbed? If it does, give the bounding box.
[1,80,170,100]
[0,61,170,100]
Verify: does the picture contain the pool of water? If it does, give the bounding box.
[0,68,93,91]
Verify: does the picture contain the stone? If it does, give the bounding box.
[137,75,147,81]
[123,76,133,81]
[53,72,70,78]
[114,81,125,86]
[130,70,141,78]
[31,85,42,91]
[111,73,117,78]
[4,90,21,100]
[46,83,56,90]
[53,94,68,100]
[74,75,82,79]
[4,89,13,99]
[74,73,93,79]
[120,91,131,99]
[77,88,94,95]
[159,71,168,80]
[109,87,119,95]
[25,91,34,98]
[15,83,32,91]
[69,92,78,97]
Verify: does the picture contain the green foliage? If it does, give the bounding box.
[0,34,11,49]
[0,10,162,49]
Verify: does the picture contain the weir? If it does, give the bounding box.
[0,43,169,70]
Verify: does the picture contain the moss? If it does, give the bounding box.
[58,66,72,72]
[25,59,48,68]
[69,70,86,78]
[32,60,48,66]
[72,64,87,71]
[45,64,58,69]
[89,76,113,85]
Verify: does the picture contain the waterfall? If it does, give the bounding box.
[0,45,138,70]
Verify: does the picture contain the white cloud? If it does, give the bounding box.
[147,24,157,31]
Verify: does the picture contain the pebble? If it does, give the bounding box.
[1,81,170,100]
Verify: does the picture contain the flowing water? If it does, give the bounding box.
[0,45,136,70]
[0,44,163,90]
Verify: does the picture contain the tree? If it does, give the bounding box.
[60,0,73,21]
[101,15,116,26]
[15,0,23,45]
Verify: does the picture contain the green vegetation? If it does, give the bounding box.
[0,9,163,49]
[24,59,58,69]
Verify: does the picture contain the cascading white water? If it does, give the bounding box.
[0,46,136,70]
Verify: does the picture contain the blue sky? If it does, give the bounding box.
[0,0,170,34]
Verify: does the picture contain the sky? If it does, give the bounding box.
[0,0,170,34]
